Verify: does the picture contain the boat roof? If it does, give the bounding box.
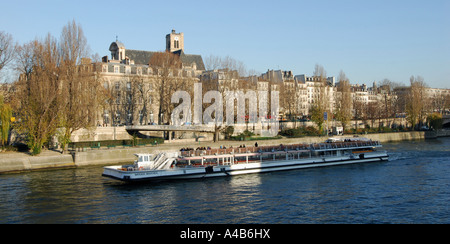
[327,137,371,142]
[183,150,311,160]
[178,140,381,159]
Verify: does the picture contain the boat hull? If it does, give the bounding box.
[102,151,388,182]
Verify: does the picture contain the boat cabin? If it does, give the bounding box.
[134,153,154,168]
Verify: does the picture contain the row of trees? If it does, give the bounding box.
[1,21,215,154]
[1,21,103,154]
[0,31,15,149]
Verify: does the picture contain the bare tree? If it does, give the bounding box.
[129,75,152,125]
[366,100,380,129]
[204,55,247,77]
[309,64,329,134]
[58,20,102,153]
[335,70,352,131]
[103,79,120,126]
[353,99,366,130]
[429,89,448,115]
[149,51,194,125]
[0,32,16,149]
[0,31,16,74]
[60,20,90,66]
[406,75,428,129]
[442,93,450,115]
[378,78,400,128]
[12,21,102,154]
[14,35,63,155]
[279,79,297,121]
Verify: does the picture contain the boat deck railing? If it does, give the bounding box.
[311,140,380,151]
[179,140,380,158]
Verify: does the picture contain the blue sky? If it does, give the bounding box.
[1,0,449,88]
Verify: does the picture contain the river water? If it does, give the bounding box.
[1,137,449,224]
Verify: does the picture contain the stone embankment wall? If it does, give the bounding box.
[0,153,74,173]
[0,131,447,174]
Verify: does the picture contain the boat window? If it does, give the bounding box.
[138,156,143,162]
[144,156,148,162]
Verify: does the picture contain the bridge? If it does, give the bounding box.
[125,125,217,140]
[126,125,216,133]
[443,115,450,128]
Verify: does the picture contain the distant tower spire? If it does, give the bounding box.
[166,30,184,53]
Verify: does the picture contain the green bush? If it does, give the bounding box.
[427,113,443,130]
[280,126,321,137]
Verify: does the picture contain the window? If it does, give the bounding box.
[114,66,119,73]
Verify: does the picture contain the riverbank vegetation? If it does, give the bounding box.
[3,21,104,155]
[0,95,12,150]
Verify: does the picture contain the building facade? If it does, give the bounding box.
[98,30,205,126]
[95,30,449,130]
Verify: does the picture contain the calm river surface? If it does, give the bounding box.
[1,137,449,224]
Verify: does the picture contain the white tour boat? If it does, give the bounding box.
[102,137,389,182]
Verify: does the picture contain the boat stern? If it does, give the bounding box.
[102,166,132,181]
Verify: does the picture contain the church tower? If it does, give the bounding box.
[166,29,184,53]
